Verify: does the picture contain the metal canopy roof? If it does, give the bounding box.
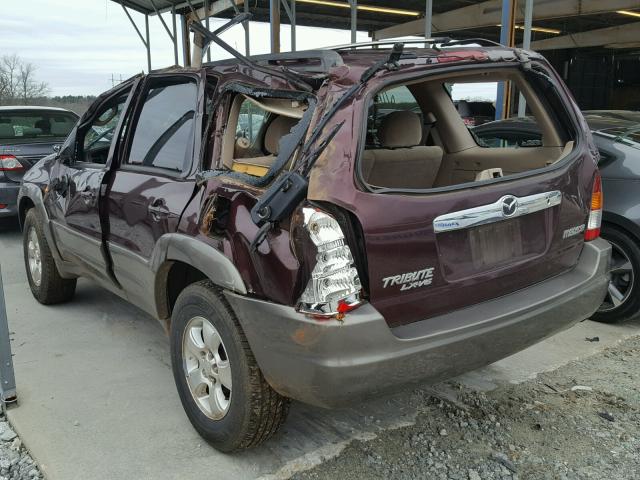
[114,0,640,46]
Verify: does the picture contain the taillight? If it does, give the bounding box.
[585,172,602,241]
[0,155,24,171]
[297,207,362,319]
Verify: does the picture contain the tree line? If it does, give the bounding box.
[0,54,96,115]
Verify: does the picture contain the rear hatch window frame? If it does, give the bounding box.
[354,61,584,195]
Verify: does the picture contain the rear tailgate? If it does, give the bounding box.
[353,153,594,328]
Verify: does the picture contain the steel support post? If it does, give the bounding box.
[349,0,357,45]
[281,0,296,51]
[150,0,179,66]
[121,5,152,71]
[270,0,281,53]
[172,7,179,65]
[424,0,433,40]
[0,267,16,408]
[518,0,533,117]
[182,15,192,67]
[495,0,516,119]
[205,0,211,62]
[244,0,250,56]
[145,14,151,72]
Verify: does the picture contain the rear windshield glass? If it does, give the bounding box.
[0,110,77,141]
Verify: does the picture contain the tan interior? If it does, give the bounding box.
[221,94,303,176]
[362,111,443,189]
[362,68,572,190]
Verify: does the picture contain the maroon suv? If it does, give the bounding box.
[18,32,610,451]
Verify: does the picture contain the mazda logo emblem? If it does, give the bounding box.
[501,196,518,217]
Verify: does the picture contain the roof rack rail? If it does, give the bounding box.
[327,38,504,50]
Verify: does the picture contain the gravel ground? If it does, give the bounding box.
[0,419,41,480]
[292,335,640,480]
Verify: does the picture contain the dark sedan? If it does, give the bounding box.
[0,106,78,217]
[473,113,640,323]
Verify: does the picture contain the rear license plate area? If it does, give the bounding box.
[436,211,547,281]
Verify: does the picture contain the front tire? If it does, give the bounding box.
[592,225,640,323]
[170,281,289,452]
[23,209,76,304]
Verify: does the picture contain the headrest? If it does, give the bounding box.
[378,110,422,148]
[264,115,298,155]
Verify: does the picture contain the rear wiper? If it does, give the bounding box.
[190,15,313,92]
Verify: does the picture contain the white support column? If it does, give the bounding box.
[424,0,433,39]
[518,0,534,117]
[349,0,357,45]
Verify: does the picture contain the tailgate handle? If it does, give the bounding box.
[433,190,562,233]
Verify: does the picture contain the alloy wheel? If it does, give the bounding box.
[27,227,42,287]
[598,239,634,313]
[182,316,232,420]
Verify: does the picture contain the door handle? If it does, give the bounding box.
[148,201,169,222]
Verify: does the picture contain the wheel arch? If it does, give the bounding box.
[151,234,247,321]
[602,211,640,243]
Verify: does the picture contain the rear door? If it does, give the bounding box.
[105,73,208,313]
[322,72,592,329]
[47,81,137,285]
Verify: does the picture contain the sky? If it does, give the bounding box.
[0,0,369,96]
[0,0,496,101]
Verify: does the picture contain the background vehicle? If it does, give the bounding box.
[454,99,496,126]
[0,106,78,218]
[17,34,609,452]
[474,112,640,323]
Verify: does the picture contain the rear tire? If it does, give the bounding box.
[591,225,640,324]
[23,209,76,304]
[170,280,289,452]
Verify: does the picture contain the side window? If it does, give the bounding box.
[446,81,543,148]
[368,85,422,147]
[127,80,197,172]
[80,92,129,164]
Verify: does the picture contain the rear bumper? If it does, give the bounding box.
[225,238,611,408]
[0,183,20,217]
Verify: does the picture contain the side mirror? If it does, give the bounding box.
[57,129,77,165]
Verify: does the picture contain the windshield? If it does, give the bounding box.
[0,110,78,142]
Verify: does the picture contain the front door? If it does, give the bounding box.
[47,82,137,285]
[106,74,207,313]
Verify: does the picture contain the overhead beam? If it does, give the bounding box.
[373,0,640,40]
[530,21,640,50]
[187,0,244,22]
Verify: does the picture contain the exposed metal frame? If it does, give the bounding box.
[0,267,17,409]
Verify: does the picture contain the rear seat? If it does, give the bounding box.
[231,115,298,177]
[362,110,443,189]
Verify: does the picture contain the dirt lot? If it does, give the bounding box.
[292,334,640,480]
